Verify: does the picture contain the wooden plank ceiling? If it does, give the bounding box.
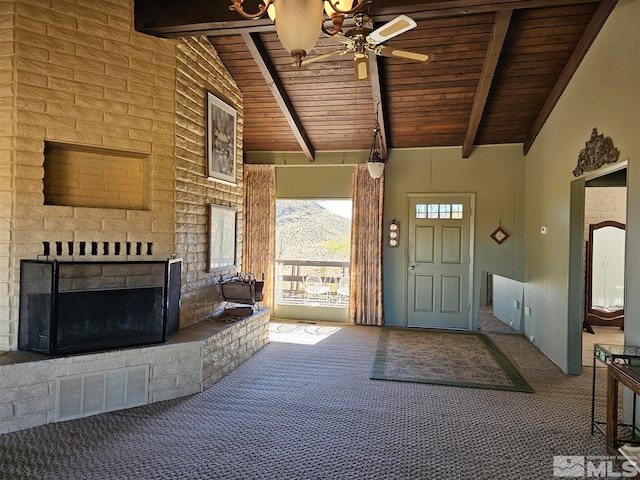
[135,0,616,160]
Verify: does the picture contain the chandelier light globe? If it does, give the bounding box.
[366,160,385,179]
[274,0,324,67]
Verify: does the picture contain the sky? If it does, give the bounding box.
[317,200,352,219]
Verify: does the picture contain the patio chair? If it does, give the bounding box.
[304,274,330,305]
[337,276,350,305]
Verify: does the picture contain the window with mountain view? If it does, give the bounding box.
[275,200,351,308]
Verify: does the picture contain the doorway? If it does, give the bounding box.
[406,193,474,329]
[568,163,627,374]
[273,199,352,323]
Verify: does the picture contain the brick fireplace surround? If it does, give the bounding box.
[0,308,270,435]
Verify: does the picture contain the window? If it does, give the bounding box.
[416,203,464,220]
[275,200,351,308]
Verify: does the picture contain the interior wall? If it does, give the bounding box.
[175,37,244,327]
[276,164,353,199]
[523,0,640,371]
[3,0,178,351]
[492,274,524,331]
[0,1,16,349]
[0,0,245,349]
[382,145,526,327]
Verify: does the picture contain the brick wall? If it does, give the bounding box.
[175,38,244,327]
[0,0,245,350]
[584,187,627,240]
[43,145,146,210]
[0,2,16,349]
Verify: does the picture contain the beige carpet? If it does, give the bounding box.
[0,323,616,479]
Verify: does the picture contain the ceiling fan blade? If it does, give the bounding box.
[300,49,349,67]
[367,14,417,45]
[333,33,355,46]
[374,45,432,63]
[354,55,370,81]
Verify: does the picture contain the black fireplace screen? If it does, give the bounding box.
[19,259,181,355]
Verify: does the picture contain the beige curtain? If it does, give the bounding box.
[349,164,384,326]
[243,164,276,309]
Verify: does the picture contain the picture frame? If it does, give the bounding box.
[206,91,237,186]
[209,204,237,271]
[490,226,510,245]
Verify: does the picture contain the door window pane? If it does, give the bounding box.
[439,204,451,219]
[416,204,427,219]
[452,204,463,219]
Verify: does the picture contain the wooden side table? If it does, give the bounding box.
[606,363,640,455]
[593,344,640,435]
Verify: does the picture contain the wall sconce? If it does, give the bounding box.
[388,220,399,247]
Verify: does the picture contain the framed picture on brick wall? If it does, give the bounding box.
[206,91,237,186]
[209,204,236,271]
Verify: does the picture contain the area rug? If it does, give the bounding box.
[371,328,533,392]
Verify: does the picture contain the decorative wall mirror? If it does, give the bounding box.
[584,220,625,334]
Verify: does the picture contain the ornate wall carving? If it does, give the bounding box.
[573,127,620,177]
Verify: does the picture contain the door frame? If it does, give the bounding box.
[405,192,476,330]
[567,161,628,375]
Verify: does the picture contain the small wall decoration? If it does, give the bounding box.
[388,219,400,247]
[490,226,509,245]
[209,204,236,271]
[572,127,620,177]
[206,91,237,186]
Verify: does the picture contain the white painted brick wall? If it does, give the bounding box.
[0,308,270,435]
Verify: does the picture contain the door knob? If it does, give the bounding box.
[409,265,415,271]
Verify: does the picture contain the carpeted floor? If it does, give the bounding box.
[371,328,532,392]
[0,323,617,479]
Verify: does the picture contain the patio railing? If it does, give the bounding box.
[275,259,349,307]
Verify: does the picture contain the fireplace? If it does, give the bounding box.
[18,259,181,355]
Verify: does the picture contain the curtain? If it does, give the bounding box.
[243,164,276,309]
[349,164,384,326]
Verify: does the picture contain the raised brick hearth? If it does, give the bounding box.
[0,309,269,434]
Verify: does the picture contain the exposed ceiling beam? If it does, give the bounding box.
[523,0,618,154]
[368,54,387,158]
[241,32,315,162]
[135,0,602,38]
[462,9,512,158]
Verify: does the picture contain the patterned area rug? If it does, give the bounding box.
[371,328,533,392]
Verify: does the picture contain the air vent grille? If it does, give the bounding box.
[56,365,149,421]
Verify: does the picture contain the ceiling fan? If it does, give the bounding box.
[301,12,433,81]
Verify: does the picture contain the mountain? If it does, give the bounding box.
[276,200,351,261]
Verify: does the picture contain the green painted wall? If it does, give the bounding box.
[523,0,640,372]
[382,145,526,327]
[276,165,353,199]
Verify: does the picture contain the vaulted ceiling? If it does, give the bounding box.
[134,0,617,161]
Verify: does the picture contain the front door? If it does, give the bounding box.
[407,194,473,329]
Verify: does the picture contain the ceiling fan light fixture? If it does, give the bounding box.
[274,0,324,67]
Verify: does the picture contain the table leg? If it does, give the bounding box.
[634,392,638,440]
[592,353,597,434]
[607,367,620,455]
